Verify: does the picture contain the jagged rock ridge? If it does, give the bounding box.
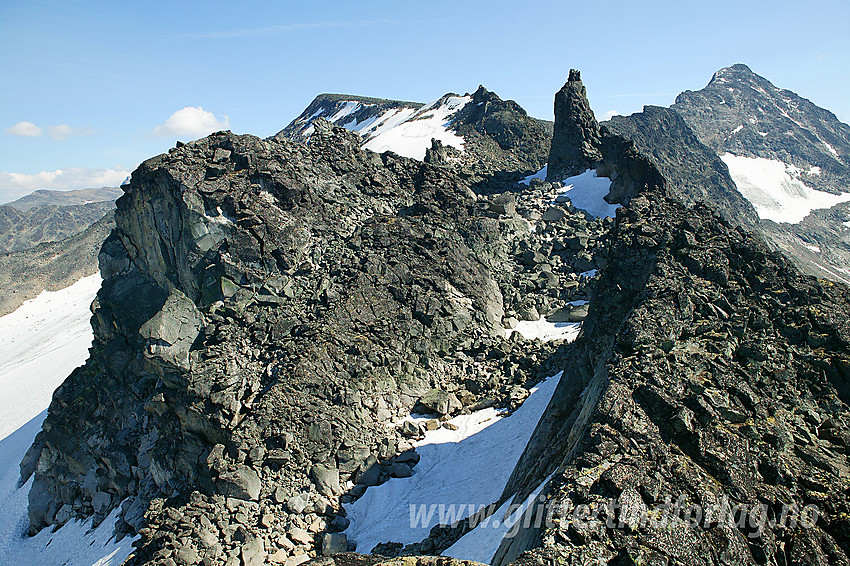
[18,66,850,566]
[20,115,606,563]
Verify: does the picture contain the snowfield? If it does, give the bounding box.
[523,167,619,220]
[363,96,471,160]
[556,170,619,219]
[343,370,563,558]
[507,316,581,343]
[721,153,850,223]
[0,274,100,440]
[0,274,136,566]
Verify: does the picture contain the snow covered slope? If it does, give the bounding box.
[524,167,619,220]
[343,371,562,558]
[282,93,473,161]
[721,153,850,224]
[0,274,100,439]
[362,95,471,160]
[0,274,136,566]
[279,94,422,142]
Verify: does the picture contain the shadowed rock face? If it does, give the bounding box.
[603,105,759,230]
[546,70,602,182]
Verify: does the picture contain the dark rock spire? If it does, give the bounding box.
[546,69,602,181]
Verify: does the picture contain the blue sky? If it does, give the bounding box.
[1,0,848,202]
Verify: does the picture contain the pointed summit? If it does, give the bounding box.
[546,69,602,181]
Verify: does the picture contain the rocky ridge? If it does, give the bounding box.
[21,111,605,565]
[18,67,850,566]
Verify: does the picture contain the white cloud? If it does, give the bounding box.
[48,124,75,140]
[598,110,619,121]
[0,166,131,203]
[5,121,43,137]
[154,106,229,138]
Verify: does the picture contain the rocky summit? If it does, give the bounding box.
[17,68,850,566]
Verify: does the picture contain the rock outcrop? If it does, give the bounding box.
[546,70,602,182]
[496,185,850,565]
[18,68,850,566]
[20,116,603,564]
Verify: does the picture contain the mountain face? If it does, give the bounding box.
[671,64,850,284]
[602,105,759,230]
[0,187,121,314]
[279,87,552,178]
[0,201,116,254]
[3,187,123,211]
[673,64,850,193]
[15,68,850,566]
[0,212,114,316]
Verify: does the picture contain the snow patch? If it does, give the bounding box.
[344,372,562,554]
[204,206,234,226]
[721,154,850,224]
[555,170,619,219]
[506,316,581,343]
[0,274,101,440]
[520,165,547,185]
[732,125,743,134]
[444,472,555,563]
[363,96,471,160]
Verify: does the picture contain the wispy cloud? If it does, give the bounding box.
[5,121,43,137]
[48,124,91,140]
[0,166,131,202]
[182,18,412,40]
[154,107,229,138]
[4,121,90,139]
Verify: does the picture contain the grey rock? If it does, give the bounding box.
[417,389,462,416]
[546,69,602,181]
[311,464,341,497]
[541,207,567,222]
[321,533,348,555]
[216,466,261,501]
